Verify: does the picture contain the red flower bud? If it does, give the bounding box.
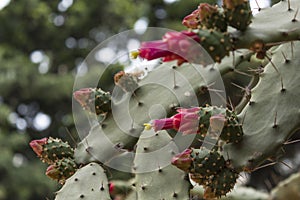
[171,149,193,171]
[29,138,48,156]
[45,164,60,180]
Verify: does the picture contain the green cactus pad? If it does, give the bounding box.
[224,41,300,171]
[41,137,74,164]
[198,29,232,63]
[134,130,191,200]
[55,162,111,200]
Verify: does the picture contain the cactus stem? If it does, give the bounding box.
[292,7,299,22]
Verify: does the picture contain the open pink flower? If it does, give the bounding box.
[151,107,200,135]
[171,149,193,172]
[136,31,200,65]
[29,138,48,156]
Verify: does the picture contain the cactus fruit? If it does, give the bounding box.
[197,29,232,63]
[46,157,78,184]
[30,137,74,164]
[223,0,252,31]
[73,87,111,115]
[183,3,227,32]
[55,163,111,200]
[204,168,239,198]
[190,148,226,176]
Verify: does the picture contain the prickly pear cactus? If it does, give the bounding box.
[29,0,300,199]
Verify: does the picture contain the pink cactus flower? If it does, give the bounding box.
[109,182,114,194]
[150,107,200,135]
[29,138,48,156]
[135,31,200,65]
[171,149,193,172]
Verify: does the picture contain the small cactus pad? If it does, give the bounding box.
[198,3,227,32]
[55,163,111,200]
[30,137,74,164]
[73,87,111,115]
[46,157,78,184]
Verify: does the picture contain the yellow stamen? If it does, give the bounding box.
[130,51,140,59]
[144,123,152,130]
